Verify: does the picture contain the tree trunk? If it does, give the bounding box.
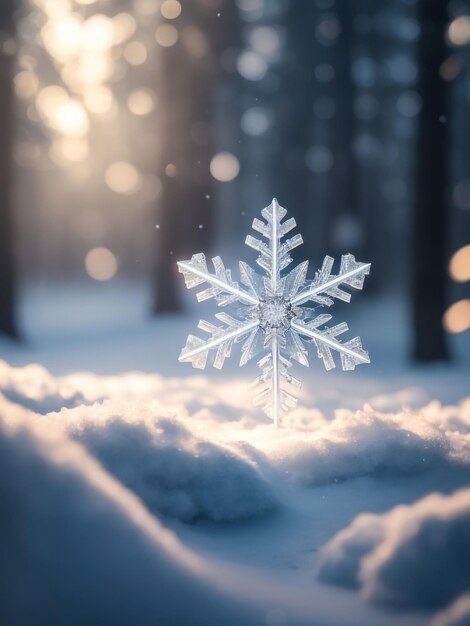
[411,0,449,361]
[153,0,239,314]
[0,7,18,338]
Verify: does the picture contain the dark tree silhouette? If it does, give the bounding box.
[154,0,240,313]
[0,1,17,338]
[411,0,449,361]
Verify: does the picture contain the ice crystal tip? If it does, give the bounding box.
[177,198,371,423]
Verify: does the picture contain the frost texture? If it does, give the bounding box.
[178,198,371,422]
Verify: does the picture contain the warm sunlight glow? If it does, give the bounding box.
[81,14,114,51]
[14,71,39,99]
[127,90,155,115]
[124,41,148,65]
[105,162,141,194]
[155,24,178,47]
[83,86,113,115]
[449,245,470,282]
[78,52,112,85]
[36,85,68,123]
[85,247,118,281]
[36,85,89,137]
[56,101,89,137]
[210,152,240,182]
[135,0,159,15]
[41,14,82,59]
[160,0,182,20]
[51,137,89,164]
[112,13,137,45]
[443,299,470,333]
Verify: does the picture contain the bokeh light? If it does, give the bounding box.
[447,15,470,46]
[160,0,182,20]
[237,51,267,81]
[241,107,272,136]
[249,26,282,58]
[443,300,470,333]
[56,101,89,137]
[449,245,470,282]
[181,26,208,58]
[127,89,155,115]
[305,145,334,174]
[51,137,89,164]
[85,247,118,281]
[14,71,39,99]
[124,41,148,65]
[105,162,141,194]
[453,180,470,210]
[83,86,114,115]
[155,24,178,47]
[210,152,240,182]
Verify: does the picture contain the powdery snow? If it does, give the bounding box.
[319,489,470,609]
[1,358,470,626]
[0,400,315,626]
[46,400,277,522]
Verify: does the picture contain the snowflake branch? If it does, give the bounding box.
[178,254,259,306]
[245,198,303,284]
[291,256,371,306]
[179,319,260,367]
[291,320,370,370]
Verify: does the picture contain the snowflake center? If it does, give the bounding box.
[258,297,292,331]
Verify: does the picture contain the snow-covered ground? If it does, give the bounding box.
[1,284,469,625]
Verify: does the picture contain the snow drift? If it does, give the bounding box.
[1,358,470,625]
[318,488,470,609]
[0,405,311,626]
[46,400,277,522]
[272,402,468,485]
[1,359,470,496]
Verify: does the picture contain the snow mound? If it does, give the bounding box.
[318,489,470,609]
[0,360,86,413]
[272,403,470,485]
[432,594,470,626]
[2,360,470,493]
[46,401,277,522]
[0,408,302,626]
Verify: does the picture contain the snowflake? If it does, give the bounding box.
[177,198,371,424]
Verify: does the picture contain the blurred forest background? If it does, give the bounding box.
[0,0,469,364]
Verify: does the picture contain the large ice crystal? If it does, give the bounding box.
[178,199,371,423]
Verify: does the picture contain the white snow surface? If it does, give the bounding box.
[47,400,278,522]
[1,353,470,625]
[318,488,470,609]
[0,400,290,626]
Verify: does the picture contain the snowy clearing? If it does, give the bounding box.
[1,347,470,625]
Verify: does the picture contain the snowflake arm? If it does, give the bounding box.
[291,254,371,307]
[179,316,259,369]
[291,319,370,371]
[178,253,258,306]
[245,198,303,291]
[244,198,303,423]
